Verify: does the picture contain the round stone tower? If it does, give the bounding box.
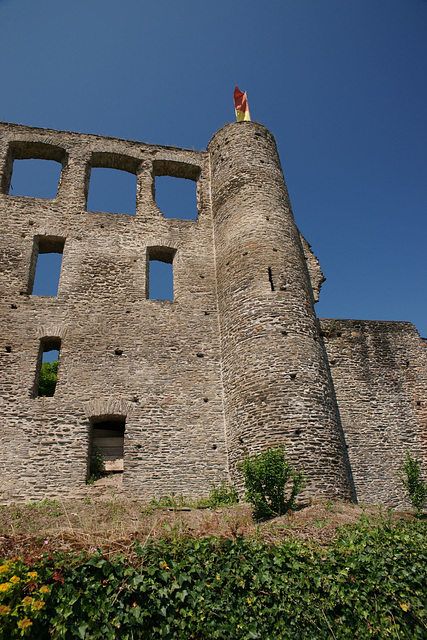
[208,121,353,500]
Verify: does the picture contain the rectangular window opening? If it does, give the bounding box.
[154,175,197,220]
[87,167,137,215]
[152,159,200,221]
[147,247,175,300]
[9,158,63,199]
[30,236,65,296]
[37,338,61,397]
[89,419,125,478]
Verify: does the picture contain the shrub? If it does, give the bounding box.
[239,446,305,519]
[400,450,427,517]
[38,360,57,397]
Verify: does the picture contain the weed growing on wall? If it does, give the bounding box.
[239,446,305,519]
[87,449,105,484]
[400,451,427,517]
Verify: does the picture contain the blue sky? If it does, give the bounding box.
[1,0,426,336]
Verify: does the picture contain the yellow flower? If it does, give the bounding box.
[0,583,10,592]
[0,605,11,615]
[27,571,38,580]
[39,585,50,594]
[32,600,45,611]
[0,565,8,574]
[22,596,34,606]
[400,602,410,612]
[17,617,33,630]
[10,575,21,584]
[159,561,169,570]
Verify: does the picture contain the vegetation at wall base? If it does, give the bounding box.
[1,514,425,639]
[239,446,305,520]
[149,481,239,510]
[399,450,427,517]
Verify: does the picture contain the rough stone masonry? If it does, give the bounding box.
[0,120,426,507]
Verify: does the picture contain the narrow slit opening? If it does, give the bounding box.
[268,267,275,291]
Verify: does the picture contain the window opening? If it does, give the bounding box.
[154,175,197,220]
[89,419,125,477]
[9,158,62,199]
[87,168,137,215]
[152,159,199,221]
[147,247,175,301]
[30,236,65,296]
[37,338,61,397]
[2,141,66,196]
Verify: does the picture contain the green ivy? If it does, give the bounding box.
[1,517,426,639]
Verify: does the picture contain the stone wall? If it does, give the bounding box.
[0,121,425,506]
[0,123,228,502]
[321,319,427,508]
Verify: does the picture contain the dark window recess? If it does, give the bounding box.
[152,159,200,221]
[30,236,65,296]
[87,168,137,215]
[268,267,275,291]
[37,338,60,397]
[9,158,62,199]
[90,420,125,475]
[147,247,176,301]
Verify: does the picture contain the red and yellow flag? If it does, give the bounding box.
[234,86,251,122]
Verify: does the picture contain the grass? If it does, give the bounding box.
[0,494,417,562]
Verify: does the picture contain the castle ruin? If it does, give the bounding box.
[0,120,426,506]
